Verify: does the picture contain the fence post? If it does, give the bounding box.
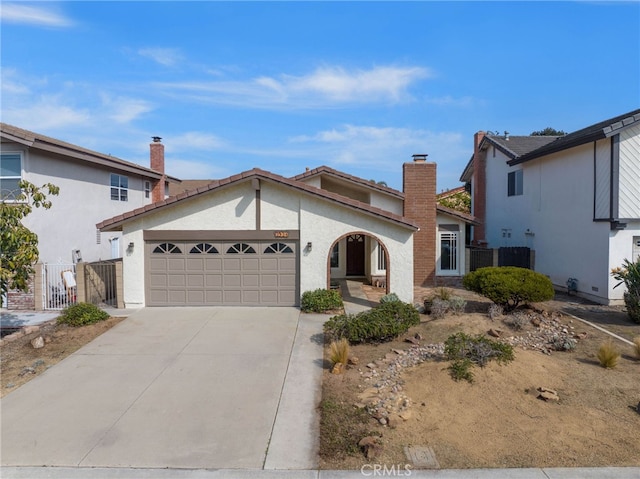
[115,260,125,309]
[492,248,499,267]
[76,263,86,303]
[530,250,535,270]
[34,264,43,311]
[464,247,470,274]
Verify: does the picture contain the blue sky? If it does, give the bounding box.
[1,1,639,192]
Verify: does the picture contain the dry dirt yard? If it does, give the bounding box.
[1,316,125,398]
[320,286,640,470]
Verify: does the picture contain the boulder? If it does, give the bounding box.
[31,336,45,349]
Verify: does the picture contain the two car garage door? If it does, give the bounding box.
[146,240,298,306]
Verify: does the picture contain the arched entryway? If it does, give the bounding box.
[326,232,390,295]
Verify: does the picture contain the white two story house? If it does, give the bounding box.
[0,123,179,308]
[461,109,640,305]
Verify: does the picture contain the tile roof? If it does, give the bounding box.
[436,204,480,226]
[97,168,421,232]
[483,135,559,159]
[509,108,640,165]
[292,165,404,199]
[0,122,181,182]
[168,179,215,196]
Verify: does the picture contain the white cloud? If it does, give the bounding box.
[156,64,431,109]
[2,96,90,130]
[288,124,468,188]
[0,3,73,27]
[138,48,182,67]
[164,132,226,152]
[100,94,154,123]
[166,158,229,180]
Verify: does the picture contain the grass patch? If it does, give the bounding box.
[597,339,620,369]
[329,338,350,368]
[319,396,374,459]
[633,336,640,359]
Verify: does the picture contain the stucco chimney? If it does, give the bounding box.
[150,137,166,203]
[472,131,486,244]
[403,155,437,286]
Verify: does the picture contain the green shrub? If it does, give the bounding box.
[57,302,109,326]
[444,332,514,383]
[301,288,344,313]
[379,292,400,303]
[463,266,554,312]
[324,301,420,344]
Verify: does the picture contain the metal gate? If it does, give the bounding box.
[42,263,77,310]
[468,247,494,272]
[84,260,118,307]
[498,247,531,269]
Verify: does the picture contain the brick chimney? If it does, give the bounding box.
[150,136,165,203]
[403,154,437,286]
[472,131,486,244]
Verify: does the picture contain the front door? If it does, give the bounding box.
[346,234,365,276]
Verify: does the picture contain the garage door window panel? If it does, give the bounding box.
[153,243,182,254]
[190,243,219,254]
[227,243,256,254]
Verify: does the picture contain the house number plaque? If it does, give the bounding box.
[274,231,289,238]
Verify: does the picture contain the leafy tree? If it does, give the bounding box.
[1,181,59,296]
[438,189,471,213]
[530,127,566,136]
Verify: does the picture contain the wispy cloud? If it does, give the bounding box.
[289,124,467,181]
[138,47,182,67]
[164,131,226,152]
[100,94,154,123]
[156,64,431,109]
[0,3,73,27]
[2,95,90,130]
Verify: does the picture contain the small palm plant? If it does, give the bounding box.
[597,340,621,369]
[611,257,640,324]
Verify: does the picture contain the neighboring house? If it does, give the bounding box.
[0,123,179,308]
[98,156,477,308]
[461,109,640,305]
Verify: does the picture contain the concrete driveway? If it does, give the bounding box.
[0,307,324,470]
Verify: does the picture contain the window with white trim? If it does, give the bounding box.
[377,243,387,270]
[0,153,22,201]
[110,174,128,201]
[144,181,151,199]
[507,169,523,197]
[438,224,459,274]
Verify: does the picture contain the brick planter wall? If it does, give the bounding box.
[7,276,36,310]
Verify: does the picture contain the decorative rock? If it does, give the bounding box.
[24,326,39,335]
[31,336,45,349]
[366,362,377,369]
[18,367,36,377]
[399,410,413,420]
[537,387,560,401]
[404,337,420,345]
[378,417,387,426]
[359,436,383,459]
[387,414,402,428]
[348,356,359,365]
[414,333,423,340]
[488,329,502,338]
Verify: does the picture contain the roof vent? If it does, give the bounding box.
[412,154,428,163]
[152,136,162,143]
[504,131,510,140]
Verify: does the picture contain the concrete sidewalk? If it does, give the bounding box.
[1,307,323,470]
[2,466,639,478]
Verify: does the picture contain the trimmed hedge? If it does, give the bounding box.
[324,301,420,344]
[57,302,109,326]
[301,288,344,313]
[463,266,554,311]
